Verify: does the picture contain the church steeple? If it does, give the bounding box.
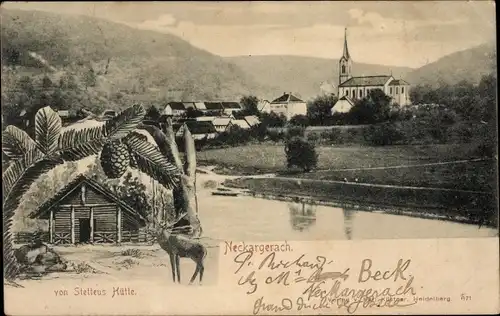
[339,27,353,87]
[342,27,350,60]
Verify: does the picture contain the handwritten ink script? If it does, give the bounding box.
[225,242,420,314]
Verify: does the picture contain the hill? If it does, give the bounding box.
[225,55,413,101]
[0,8,278,118]
[406,42,497,87]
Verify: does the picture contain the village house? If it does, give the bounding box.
[243,115,261,127]
[195,116,216,122]
[269,92,307,120]
[29,175,146,245]
[212,117,232,132]
[175,120,218,140]
[258,99,271,113]
[221,102,242,115]
[202,102,225,115]
[163,102,186,116]
[334,28,411,112]
[231,119,251,130]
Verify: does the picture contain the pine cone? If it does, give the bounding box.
[100,140,130,179]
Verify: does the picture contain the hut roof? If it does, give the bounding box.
[29,175,146,225]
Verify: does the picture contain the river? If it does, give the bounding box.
[195,179,497,242]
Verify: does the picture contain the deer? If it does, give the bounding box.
[153,213,208,285]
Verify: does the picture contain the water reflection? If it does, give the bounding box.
[342,208,356,240]
[288,202,317,232]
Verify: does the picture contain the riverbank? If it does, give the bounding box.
[221,176,497,229]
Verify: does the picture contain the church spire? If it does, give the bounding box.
[343,28,350,60]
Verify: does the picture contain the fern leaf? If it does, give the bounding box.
[3,155,63,280]
[35,106,62,154]
[2,125,37,159]
[104,104,146,140]
[137,123,182,169]
[2,149,46,204]
[124,132,181,189]
[58,125,107,161]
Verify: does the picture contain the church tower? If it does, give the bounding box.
[339,28,353,86]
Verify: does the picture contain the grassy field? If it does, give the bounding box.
[197,143,485,174]
[299,160,497,192]
[198,143,497,192]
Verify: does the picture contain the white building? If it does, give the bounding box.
[269,92,307,120]
[258,99,271,113]
[331,96,355,114]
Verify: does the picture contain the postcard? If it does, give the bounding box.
[2,1,498,315]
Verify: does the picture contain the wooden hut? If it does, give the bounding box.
[29,175,146,245]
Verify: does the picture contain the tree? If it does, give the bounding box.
[83,67,97,89]
[307,94,337,126]
[2,105,201,281]
[477,73,497,123]
[239,95,259,116]
[145,105,161,121]
[260,112,286,127]
[284,137,318,172]
[349,89,391,124]
[41,75,53,90]
[289,114,309,127]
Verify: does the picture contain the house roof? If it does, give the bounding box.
[182,121,217,134]
[195,116,216,122]
[29,175,146,225]
[194,102,206,110]
[271,93,304,103]
[204,102,224,110]
[213,118,232,126]
[244,115,261,126]
[231,119,250,129]
[388,79,410,86]
[339,76,393,87]
[182,102,196,109]
[221,102,241,109]
[167,102,186,110]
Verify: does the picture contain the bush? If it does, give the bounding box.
[306,132,319,143]
[286,126,305,139]
[266,129,285,142]
[289,114,309,127]
[284,137,318,172]
[364,123,404,146]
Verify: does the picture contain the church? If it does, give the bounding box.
[333,29,410,113]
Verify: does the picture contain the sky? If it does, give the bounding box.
[2,1,496,68]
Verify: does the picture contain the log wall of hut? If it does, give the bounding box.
[49,184,142,244]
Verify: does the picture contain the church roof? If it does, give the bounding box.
[339,76,393,87]
[271,92,304,103]
[388,79,410,86]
